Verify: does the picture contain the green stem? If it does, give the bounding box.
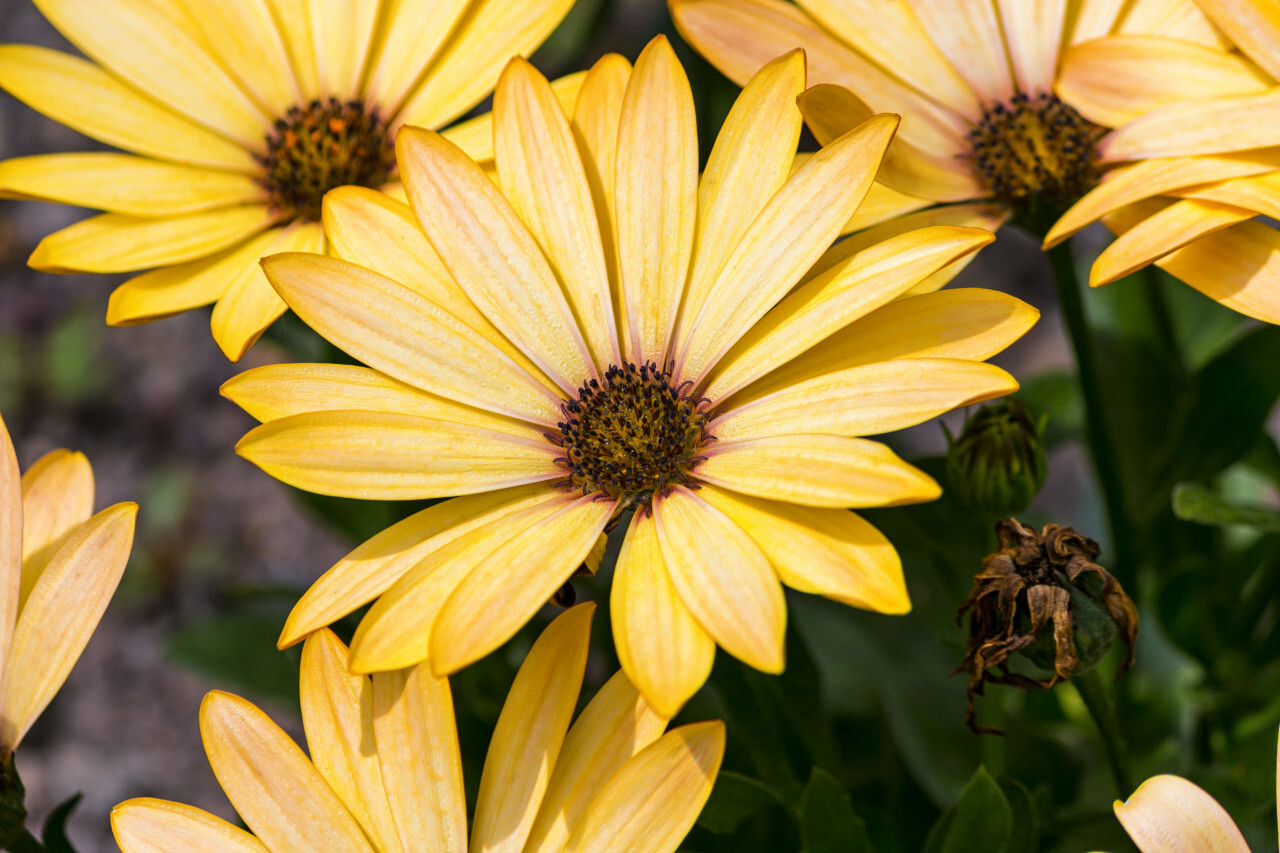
[6,830,44,853]
[1140,267,1184,378]
[1046,242,1136,585]
[1074,668,1134,797]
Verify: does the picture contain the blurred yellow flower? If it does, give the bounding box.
[112,604,725,853]
[0,411,136,757]
[223,37,1037,715]
[0,0,578,360]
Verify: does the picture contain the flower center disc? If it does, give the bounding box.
[968,92,1102,223]
[553,363,712,507]
[261,98,395,222]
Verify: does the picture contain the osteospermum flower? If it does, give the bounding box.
[1111,726,1277,851]
[670,0,1232,255]
[0,411,136,758]
[112,604,725,853]
[0,0,576,360]
[224,38,1038,715]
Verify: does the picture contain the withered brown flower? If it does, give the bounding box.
[957,519,1138,734]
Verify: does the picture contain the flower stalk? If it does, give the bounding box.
[1073,667,1133,797]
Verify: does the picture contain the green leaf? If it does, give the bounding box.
[165,609,300,710]
[998,779,1039,853]
[924,767,1012,853]
[41,793,82,853]
[1172,483,1280,532]
[799,768,873,853]
[696,771,786,835]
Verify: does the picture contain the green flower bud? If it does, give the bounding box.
[946,398,1047,516]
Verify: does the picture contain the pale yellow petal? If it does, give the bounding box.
[706,225,996,402]
[299,631,403,853]
[615,36,699,365]
[998,0,1066,95]
[1091,198,1253,287]
[18,449,93,609]
[370,665,466,853]
[1057,37,1271,129]
[1119,0,1230,49]
[0,45,256,170]
[0,153,265,216]
[696,434,940,508]
[235,410,560,500]
[280,484,559,649]
[699,486,909,613]
[267,0,319,98]
[307,0,378,100]
[1114,775,1250,853]
[1069,0,1127,44]
[653,487,785,674]
[179,0,301,114]
[561,722,725,853]
[392,0,575,131]
[429,496,612,674]
[0,417,19,686]
[1195,0,1280,80]
[908,0,1015,105]
[201,691,375,853]
[397,127,594,394]
[679,114,900,385]
[1099,88,1280,162]
[212,222,323,362]
[364,0,471,115]
[260,251,564,425]
[609,512,715,719]
[0,503,136,752]
[713,359,1017,440]
[672,50,807,357]
[495,58,619,371]
[29,207,277,275]
[111,799,270,853]
[471,603,593,853]
[347,488,572,672]
[32,0,268,147]
[441,70,587,165]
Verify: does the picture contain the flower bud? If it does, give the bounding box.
[946,399,1047,516]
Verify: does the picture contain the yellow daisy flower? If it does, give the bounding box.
[111,604,726,853]
[1112,725,1277,852]
[0,0,578,360]
[223,37,1037,715]
[0,411,136,758]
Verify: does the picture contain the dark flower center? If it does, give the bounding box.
[550,363,713,508]
[260,98,395,222]
[967,92,1103,229]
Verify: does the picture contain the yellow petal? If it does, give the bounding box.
[260,251,564,425]
[670,0,968,152]
[440,70,587,165]
[0,502,136,752]
[0,417,19,687]
[29,207,277,275]
[299,631,403,853]
[1114,775,1250,853]
[610,512,715,719]
[1179,171,1280,217]
[235,410,560,500]
[1091,198,1253,287]
[201,691,375,853]
[653,487,785,673]
[0,45,256,171]
[1099,88,1280,162]
[0,153,265,216]
[525,670,669,853]
[842,182,934,234]
[997,0,1066,95]
[1044,151,1280,248]
[266,0,318,98]
[307,0,378,101]
[1119,0,1231,49]
[1195,0,1280,80]
[679,113,900,384]
[347,487,572,672]
[706,225,996,402]
[471,603,593,853]
[397,127,594,394]
[429,496,612,674]
[672,50,806,358]
[32,0,268,147]
[180,0,301,115]
[392,0,575,131]
[279,484,559,648]
[796,84,982,203]
[111,798,270,853]
[1057,36,1271,129]
[212,222,324,362]
[713,358,1017,441]
[363,0,470,116]
[495,58,619,371]
[908,0,1015,105]
[18,449,93,609]
[696,434,940,508]
[615,36,699,365]
[699,485,909,613]
[561,722,725,853]
[369,665,466,853]
[1069,0,1127,43]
